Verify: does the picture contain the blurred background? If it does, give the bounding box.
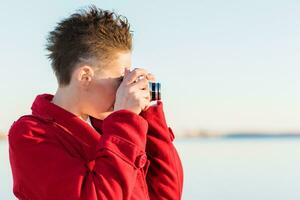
[1,0,300,199]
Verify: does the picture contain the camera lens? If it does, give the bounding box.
[149,81,161,101]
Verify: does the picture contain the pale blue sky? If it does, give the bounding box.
[1,0,300,134]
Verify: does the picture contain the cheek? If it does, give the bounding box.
[108,87,118,105]
[93,83,117,108]
[88,77,124,118]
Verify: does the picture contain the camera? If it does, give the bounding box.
[119,75,161,101]
[134,75,161,101]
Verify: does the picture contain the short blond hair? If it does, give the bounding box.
[46,5,133,86]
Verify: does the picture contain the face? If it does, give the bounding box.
[73,51,131,120]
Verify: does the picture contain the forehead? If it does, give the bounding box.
[103,51,132,75]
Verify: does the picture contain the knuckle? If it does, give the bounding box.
[133,70,139,76]
[134,68,148,75]
[128,87,134,94]
[142,78,148,83]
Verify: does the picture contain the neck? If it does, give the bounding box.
[51,87,89,121]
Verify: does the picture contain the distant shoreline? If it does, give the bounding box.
[223,133,300,138]
[177,131,300,139]
[2,131,300,141]
[0,133,7,140]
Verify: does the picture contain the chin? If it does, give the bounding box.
[93,109,114,120]
[100,111,114,120]
[90,103,115,120]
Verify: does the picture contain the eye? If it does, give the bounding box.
[115,76,124,86]
[118,76,124,82]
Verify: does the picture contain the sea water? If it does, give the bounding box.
[1,138,300,200]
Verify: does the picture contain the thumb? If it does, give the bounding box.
[124,68,130,76]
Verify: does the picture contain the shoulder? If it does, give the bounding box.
[8,115,51,147]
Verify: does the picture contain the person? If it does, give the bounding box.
[8,5,183,200]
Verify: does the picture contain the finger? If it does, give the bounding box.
[124,68,149,85]
[131,78,149,90]
[143,104,150,111]
[124,68,130,76]
[134,90,151,105]
[139,89,151,99]
[141,96,151,110]
[146,73,156,82]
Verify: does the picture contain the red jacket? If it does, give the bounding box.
[8,93,183,200]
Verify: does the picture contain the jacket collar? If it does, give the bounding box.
[31,93,103,158]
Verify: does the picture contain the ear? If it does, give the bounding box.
[77,65,95,86]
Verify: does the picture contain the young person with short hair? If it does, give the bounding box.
[8,5,183,200]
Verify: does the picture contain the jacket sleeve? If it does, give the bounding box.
[140,100,184,200]
[8,109,148,200]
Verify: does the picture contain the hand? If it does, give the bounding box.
[113,68,152,115]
